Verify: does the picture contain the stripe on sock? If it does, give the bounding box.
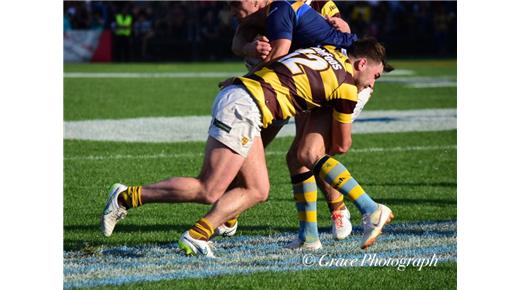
[292,172,319,243]
[224,215,239,227]
[294,191,318,203]
[327,194,346,212]
[298,211,318,223]
[314,156,378,215]
[189,218,214,241]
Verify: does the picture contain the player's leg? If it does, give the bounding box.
[284,113,321,249]
[297,110,393,249]
[101,136,247,237]
[285,110,351,248]
[305,108,351,240]
[199,136,269,232]
[180,136,269,257]
[101,84,259,237]
[138,138,244,204]
[260,120,286,148]
[216,119,286,237]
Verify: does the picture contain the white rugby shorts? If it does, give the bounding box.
[208,85,262,157]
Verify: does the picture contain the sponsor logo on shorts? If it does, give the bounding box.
[213,119,232,133]
[241,136,249,146]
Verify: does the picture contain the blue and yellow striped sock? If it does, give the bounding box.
[313,155,378,215]
[292,171,319,243]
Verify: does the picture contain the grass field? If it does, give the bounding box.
[64,60,456,289]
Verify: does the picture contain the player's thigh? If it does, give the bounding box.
[287,113,311,159]
[261,122,284,148]
[292,112,311,149]
[297,108,333,166]
[198,136,246,195]
[237,136,269,200]
[203,84,263,194]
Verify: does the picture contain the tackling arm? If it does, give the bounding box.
[262,38,292,63]
[231,10,269,58]
[329,118,352,155]
[249,38,292,73]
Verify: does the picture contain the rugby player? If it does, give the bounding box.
[222,0,378,249]
[101,38,394,257]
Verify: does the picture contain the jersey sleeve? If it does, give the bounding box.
[330,83,358,124]
[321,1,341,18]
[266,1,295,41]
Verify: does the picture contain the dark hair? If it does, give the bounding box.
[348,37,394,73]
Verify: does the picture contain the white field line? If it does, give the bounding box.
[64,109,457,143]
[407,81,457,88]
[63,69,416,78]
[65,71,455,87]
[63,220,456,289]
[65,144,456,161]
[64,72,242,78]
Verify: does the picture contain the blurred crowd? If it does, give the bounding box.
[64,1,456,62]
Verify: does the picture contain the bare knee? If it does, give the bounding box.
[198,183,226,204]
[297,145,324,170]
[251,182,270,203]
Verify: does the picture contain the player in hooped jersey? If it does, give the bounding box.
[222,0,385,249]
[101,38,394,257]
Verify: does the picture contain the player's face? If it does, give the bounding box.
[230,0,260,20]
[354,59,384,92]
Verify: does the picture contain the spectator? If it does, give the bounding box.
[133,10,154,60]
[112,4,133,62]
[63,0,456,61]
[200,10,220,60]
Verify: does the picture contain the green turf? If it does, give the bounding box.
[90,263,457,290]
[64,130,456,251]
[64,60,456,288]
[63,60,455,120]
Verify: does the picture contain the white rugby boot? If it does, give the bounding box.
[215,220,238,237]
[286,238,322,250]
[100,183,128,237]
[178,231,216,258]
[331,208,352,240]
[360,204,394,249]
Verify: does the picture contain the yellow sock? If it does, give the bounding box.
[327,194,346,213]
[224,215,239,228]
[188,218,214,241]
[119,186,143,209]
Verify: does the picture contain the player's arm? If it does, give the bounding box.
[329,117,352,155]
[262,38,292,63]
[329,87,357,154]
[250,1,295,71]
[231,12,271,58]
[318,0,351,33]
[325,16,351,33]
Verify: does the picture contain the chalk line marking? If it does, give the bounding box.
[65,145,456,161]
[63,220,456,289]
[63,69,416,79]
[64,109,457,143]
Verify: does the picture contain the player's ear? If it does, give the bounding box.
[354,58,368,72]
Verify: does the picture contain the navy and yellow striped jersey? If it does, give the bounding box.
[266,0,357,51]
[235,45,358,128]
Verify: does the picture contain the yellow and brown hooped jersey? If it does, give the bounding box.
[235,45,358,128]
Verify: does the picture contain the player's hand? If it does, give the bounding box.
[218,77,236,89]
[326,16,351,33]
[244,35,271,60]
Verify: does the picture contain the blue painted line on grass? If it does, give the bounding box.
[355,117,399,123]
[64,220,456,289]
